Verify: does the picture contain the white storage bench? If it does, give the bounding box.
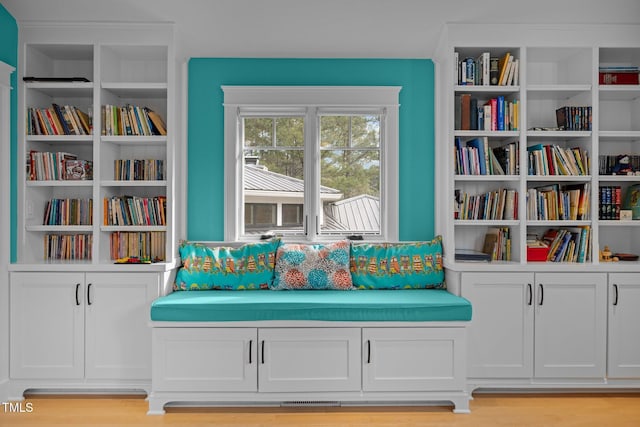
[148,289,472,414]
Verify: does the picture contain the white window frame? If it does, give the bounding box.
[223,86,400,242]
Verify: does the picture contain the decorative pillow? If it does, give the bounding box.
[174,239,281,290]
[271,241,353,290]
[350,236,445,290]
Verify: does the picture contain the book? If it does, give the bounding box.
[460,94,471,130]
[497,53,511,86]
[489,57,500,85]
[455,249,490,262]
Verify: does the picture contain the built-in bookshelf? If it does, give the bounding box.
[439,26,640,268]
[17,24,174,265]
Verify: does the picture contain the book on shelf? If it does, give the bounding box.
[527,183,590,221]
[27,104,92,135]
[482,227,511,261]
[114,159,165,181]
[28,150,89,181]
[455,188,517,221]
[599,66,639,85]
[599,185,622,220]
[65,159,93,180]
[527,144,589,176]
[456,138,519,176]
[455,249,490,262]
[110,231,166,262]
[102,104,167,136]
[555,106,592,131]
[541,227,590,263]
[456,94,518,131]
[43,198,93,226]
[497,52,512,86]
[104,195,167,226]
[44,233,92,261]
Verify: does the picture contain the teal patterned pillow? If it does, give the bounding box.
[271,241,354,290]
[350,236,445,289]
[174,239,281,290]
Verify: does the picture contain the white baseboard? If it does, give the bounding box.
[0,378,8,402]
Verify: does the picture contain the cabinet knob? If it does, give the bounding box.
[75,283,81,306]
[613,284,619,306]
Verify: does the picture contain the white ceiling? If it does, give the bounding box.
[2,0,640,59]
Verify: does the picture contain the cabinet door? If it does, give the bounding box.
[153,328,257,392]
[258,328,361,393]
[534,273,607,378]
[362,327,466,391]
[461,272,534,378]
[608,273,640,378]
[84,273,159,380]
[10,272,85,379]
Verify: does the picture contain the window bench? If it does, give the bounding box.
[148,289,472,414]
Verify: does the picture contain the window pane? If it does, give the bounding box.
[320,149,381,234]
[243,118,273,147]
[320,116,349,148]
[351,115,380,148]
[276,117,304,147]
[243,145,305,235]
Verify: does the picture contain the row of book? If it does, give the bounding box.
[26,104,92,136]
[454,188,518,221]
[43,198,93,226]
[28,150,93,181]
[44,233,92,261]
[599,66,639,85]
[114,159,165,181]
[102,104,167,136]
[103,195,167,226]
[598,154,640,175]
[599,186,622,220]
[455,137,519,175]
[457,94,519,131]
[482,227,511,261]
[526,144,589,176]
[455,52,519,86]
[541,227,591,263]
[526,183,590,221]
[109,231,166,262]
[555,106,592,131]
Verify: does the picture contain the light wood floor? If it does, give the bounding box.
[1,392,639,426]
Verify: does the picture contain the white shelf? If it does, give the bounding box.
[455,175,520,182]
[100,225,167,232]
[26,225,93,232]
[100,135,166,145]
[26,180,93,187]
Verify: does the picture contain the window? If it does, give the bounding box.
[223,86,400,242]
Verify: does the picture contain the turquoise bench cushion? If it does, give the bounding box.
[150,289,472,322]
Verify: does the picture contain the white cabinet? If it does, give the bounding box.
[152,328,257,392]
[461,272,534,378]
[10,272,160,383]
[258,328,361,393]
[10,272,84,379]
[608,273,640,378]
[534,273,607,378]
[84,273,160,380]
[462,272,607,381]
[362,327,466,391]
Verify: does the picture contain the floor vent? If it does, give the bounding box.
[281,401,341,407]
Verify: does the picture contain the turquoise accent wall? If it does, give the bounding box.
[0,5,18,261]
[188,58,435,241]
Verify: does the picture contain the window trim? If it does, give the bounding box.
[223,86,401,242]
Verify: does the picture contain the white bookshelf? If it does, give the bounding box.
[15,22,176,266]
